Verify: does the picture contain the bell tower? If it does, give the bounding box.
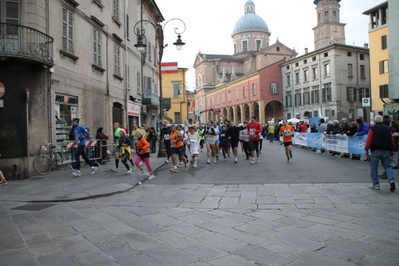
[313,0,346,50]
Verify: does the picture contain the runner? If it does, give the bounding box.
[219,125,230,162]
[111,122,122,172]
[212,120,221,160]
[169,125,189,172]
[187,125,200,167]
[160,122,171,164]
[226,121,246,163]
[118,129,133,174]
[247,115,262,164]
[134,131,155,179]
[279,120,295,163]
[204,121,218,164]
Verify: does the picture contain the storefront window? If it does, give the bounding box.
[55,94,79,158]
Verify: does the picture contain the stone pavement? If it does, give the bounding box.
[1,148,399,265]
[0,155,167,202]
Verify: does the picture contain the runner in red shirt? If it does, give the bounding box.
[247,115,263,164]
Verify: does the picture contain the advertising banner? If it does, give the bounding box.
[323,134,348,153]
[306,133,323,149]
[347,135,367,155]
[294,133,307,146]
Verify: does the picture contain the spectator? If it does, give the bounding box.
[95,127,110,165]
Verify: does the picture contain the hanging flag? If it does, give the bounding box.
[161,62,178,74]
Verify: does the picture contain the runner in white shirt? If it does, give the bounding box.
[187,125,200,167]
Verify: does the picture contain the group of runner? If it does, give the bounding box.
[158,116,296,173]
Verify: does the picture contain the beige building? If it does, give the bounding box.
[282,0,371,122]
[0,0,162,177]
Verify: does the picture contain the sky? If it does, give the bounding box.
[156,0,383,90]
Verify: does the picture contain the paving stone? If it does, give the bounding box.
[246,211,284,220]
[106,210,142,223]
[56,211,85,222]
[259,240,303,255]
[69,218,102,232]
[208,254,257,266]
[249,218,289,230]
[196,233,246,252]
[0,247,37,266]
[11,213,37,224]
[119,229,163,250]
[223,229,268,245]
[44,222,78,238]
[24,232,55,247]
[289,185,309,195]
[56,234,97,255]
[183,242,228,262]
[117,253,163,266]
[357,234,399,250]
[258,204,297,210]
[312,211,355,222]
[152,230,199,248]
[326,237,385,256]
[275,225,334,243]
[273,216,315,228]
[0,232,27,250]
[212,217,245,228]
[218,202,257,209]
[16,222,47,235]
[231,244,293,266]
[0,222,19,236]
[312,196,333,204]
[296,203,335,209]
[334,221,399,239]
[373,248,399,264]
[355,255,399,266]
[95,238,139,259]
[195,221,235,234]
[70,249,120,266]
[305,224,366,240]
[142,213,182,227]
[299,215,340,226]
[289,250,354,266]
[316,245,365,261]
[35,251,75,266]
[82,229,116,244]
[234,224,277,239]
[269,232,326,251]
[168,223,212,238]
[143,244,198,266]
[100,220,135,235]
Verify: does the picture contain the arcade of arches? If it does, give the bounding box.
[202,100,283,124]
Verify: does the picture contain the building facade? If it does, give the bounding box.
[193,0,297,124]
[282,0,371,122]
[0,0,163,178]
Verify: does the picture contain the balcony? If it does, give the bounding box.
[142,91,159,107]
[0,23,54,66]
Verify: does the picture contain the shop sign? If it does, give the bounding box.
[55,94,78,104]
[128,101,140,116]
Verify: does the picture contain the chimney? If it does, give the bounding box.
[304,48,308,54]
[364,43,369,49]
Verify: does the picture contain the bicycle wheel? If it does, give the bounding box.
[53,152,62,170]
[33,154,52,175]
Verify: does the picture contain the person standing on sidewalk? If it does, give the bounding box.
[134,131,155,179]
[365,115,396,192]
[72,118,97,176]
[247,115,262,164]
[279,120,294,163]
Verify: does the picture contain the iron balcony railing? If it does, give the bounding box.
[142,91,160,107]
[0,23,54,66]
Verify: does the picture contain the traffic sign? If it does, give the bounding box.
[0,82,5,98]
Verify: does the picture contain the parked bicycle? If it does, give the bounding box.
[33,143,62,175]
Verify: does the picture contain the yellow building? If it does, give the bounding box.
[363,2,389,114]
[161,62,188,124]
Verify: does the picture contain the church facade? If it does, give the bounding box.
[193,0,297,124]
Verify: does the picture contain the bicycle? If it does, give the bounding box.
[33,143,63,175]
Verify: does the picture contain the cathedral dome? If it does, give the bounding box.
[232,1,269,35]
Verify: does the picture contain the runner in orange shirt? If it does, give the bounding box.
[169,125,189,172]
[279,120,295,163]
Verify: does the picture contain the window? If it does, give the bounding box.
[137,72,141,91]
[295,92,302,106]
[324,11,329,21]
[304,59,307,64]
[125,14,129,39]
[252,83,257,95]
[379,60,389,74]
[360,54,364,60]
[93,28,102,66]
[295,62,299,67]
[347,52,352,57]
[286,65,290,70]
[62,7,74,53]
[295,72,300,84]
[348,64,353,77]
[270,82,279,94]
[360,65,366,79]
[333,11,337,21]
[285,95,292,107]
[174,112,181,124]
[147,41,151,60]
[125,65,129,88]
[324,64,330,77]
[228,91,231,102]
[358,88,369,102]
[217,95,220,105]
[312,56,317,61]
[286,74,291,87]
[311,87,319,103]
[379,84,389,98]
[222,94,225,103]
[256,40,261,51]
[144,76,151,92]
[381,35,387,50]
[242,40,248,52]
[114,44,121,75]
[346,87,357,102]
[303,91,310,104]
[173,84,181,97]
[312,67,318,80]
[242,86,246,98]
[234,43,237,54]
[236,89,239,100]
[322,83,331,102]
[113,0,119,21]
[303,69,308,82]
[324,52,328,57]
[331,110,335,117]
[318,13,321,23]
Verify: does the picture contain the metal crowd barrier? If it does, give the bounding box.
[63,139,104,167]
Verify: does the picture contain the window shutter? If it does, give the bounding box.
[62,7,68,51]
[67,10,73,53]
[5,1,19,24]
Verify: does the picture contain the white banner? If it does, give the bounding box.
[323,134,348,153]
[294,133,307,146]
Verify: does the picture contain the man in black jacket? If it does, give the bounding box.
[365,115,396,191]
[226,121,246,163]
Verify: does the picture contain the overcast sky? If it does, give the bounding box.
[156,0,382,90]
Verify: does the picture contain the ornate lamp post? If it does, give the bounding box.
[134,18,186,157]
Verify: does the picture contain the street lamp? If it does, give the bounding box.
[134,18,186,157]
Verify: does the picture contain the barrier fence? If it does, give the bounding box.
[63,139,114,166]
[291,133,368,155]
